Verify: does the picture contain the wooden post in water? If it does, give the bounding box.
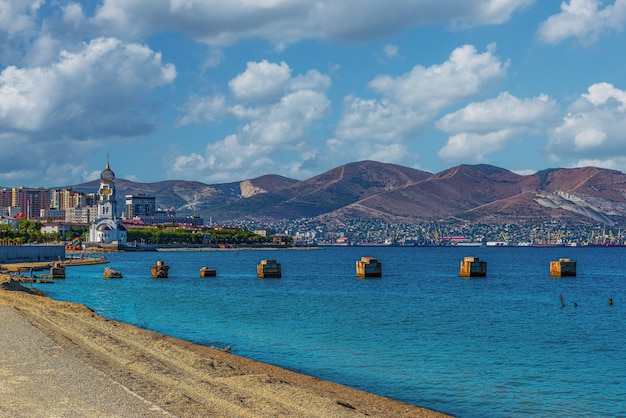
[458,256,487,278]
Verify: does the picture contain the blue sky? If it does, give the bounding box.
[2,0,626,187]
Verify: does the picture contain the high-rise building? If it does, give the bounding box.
[0,189,11,208]
[65,206,96,224]
[11,187,50,219]
[125,194,156,220]
[50,189,85,210]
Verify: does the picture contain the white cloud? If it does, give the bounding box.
[574,128,607,150]
[242,90,331,145]
[177,95,228,125]
[290,69,332,92]
[369,44,507,109]
[437,92,557,132]
[367,143,414,164]
[335,97,427,143]
[382,44,399,60]
[438,130,515,161]
[573,157,626,172]
[538,0,626,45]
[229,61,292,103]
[72,0,533,46]
[0,37,176,186]
[173,61,332,182]
[470,0,535,25]
[580,81,626,108]
[548,82,626,160]
[202,46,224,69]
[436,92,559,162]
[0,0,45,64]
[0,0,43,35]
[335,44,508,143]
[0,37,175,136]
[168,135,275,183]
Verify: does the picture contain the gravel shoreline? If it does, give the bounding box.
[0,266,451,417]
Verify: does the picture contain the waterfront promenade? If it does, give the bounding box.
[0,265,448,417]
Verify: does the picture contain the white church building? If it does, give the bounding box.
[88,160,127,244]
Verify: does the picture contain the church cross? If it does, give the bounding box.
[100,185,112,200]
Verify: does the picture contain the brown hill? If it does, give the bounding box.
[67,175,298,215]
[317,164,626,225]
[206,161,431,220]
[64,161,626,225]
[322,164,523,222]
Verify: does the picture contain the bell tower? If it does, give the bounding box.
[88,156,127,244]
[97,157,117,220]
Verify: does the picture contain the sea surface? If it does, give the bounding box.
[33,246,626,417]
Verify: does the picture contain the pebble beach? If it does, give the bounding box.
[0,262,449,417]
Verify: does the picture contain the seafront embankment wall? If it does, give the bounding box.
[0,245,65,264]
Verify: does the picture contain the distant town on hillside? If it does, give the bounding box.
[3,161,626,247]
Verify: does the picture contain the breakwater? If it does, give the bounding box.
[0,245,65,264]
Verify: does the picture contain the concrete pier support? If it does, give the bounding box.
[200,267,217,277]
[459,256,487,278]
[257,259,281,278]
[49,262,66,279]
[151,260,169,278]
[356,257,382,278]
[550,258,576,277]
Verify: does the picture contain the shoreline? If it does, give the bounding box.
[0,263,450,417]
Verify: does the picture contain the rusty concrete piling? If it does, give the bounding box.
[550,258,576,277]
[199,267,217,277]
[257,259,281,278]
[151,260,169,278]
[356,256,382,278]
[49,262,66,279]
[458,256,487,278]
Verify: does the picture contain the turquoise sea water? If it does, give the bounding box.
[33,247,626,417]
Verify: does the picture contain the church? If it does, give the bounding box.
[88,160,127,244]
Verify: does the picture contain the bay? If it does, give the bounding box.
[34,246,626,417]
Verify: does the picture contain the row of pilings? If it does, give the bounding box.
[144,256,574,280]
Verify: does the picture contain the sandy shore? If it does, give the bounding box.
[0,265,450,417]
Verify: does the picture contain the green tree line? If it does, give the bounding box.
[126,228,272,245]
[0,219,75,244]
[0,221,274,246]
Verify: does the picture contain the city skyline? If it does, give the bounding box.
[2,1,626,188]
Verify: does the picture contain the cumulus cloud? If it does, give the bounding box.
[335,44,508,144]
[437,92,559,161]
[171,61,331,182]
[538,0,626,45]
[177,95,228,125]
[548,82,626,163]
[169,135,275,183]
[0,37,176,186]
[229,61,292,103]
[0,0,45,64]
[0,37,175,136]
[0,0,43,35]
[66,0,533,46]
[325,135,420,170]
[573,157,626,172]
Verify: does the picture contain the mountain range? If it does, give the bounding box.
[65,161,626,226]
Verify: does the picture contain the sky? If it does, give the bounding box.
[2,0,626,188]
